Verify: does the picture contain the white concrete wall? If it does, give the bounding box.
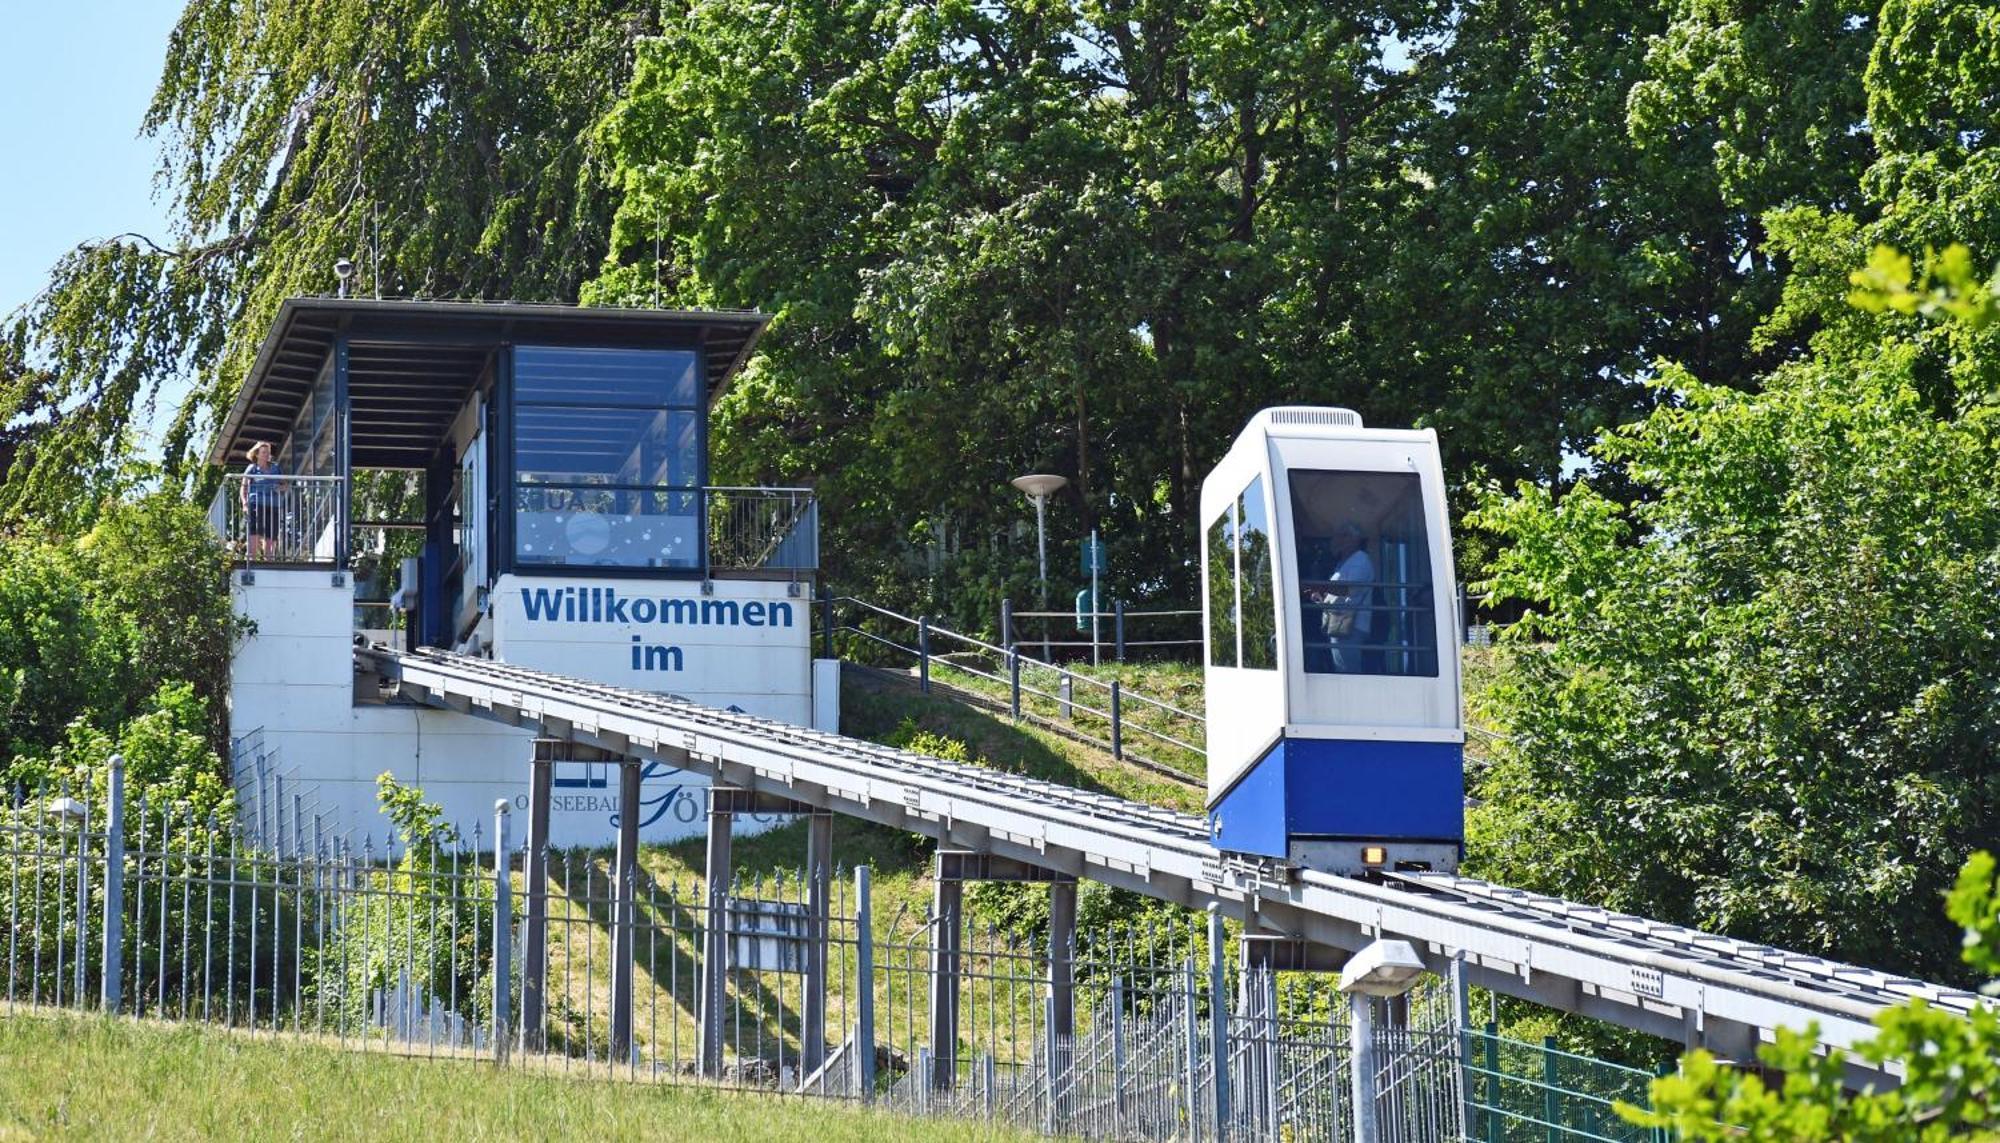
[489,575,813,725]
[230,569,815,847]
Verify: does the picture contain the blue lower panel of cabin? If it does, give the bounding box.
[1210,737,1463,859]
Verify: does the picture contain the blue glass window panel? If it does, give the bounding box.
[514,407,700,487]
[515,346,700,408]
[513,486,701,569]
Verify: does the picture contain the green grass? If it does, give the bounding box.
[846,662,1206,813]
[0,1012,1042,1142]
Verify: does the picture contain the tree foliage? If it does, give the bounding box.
[1468,0,2000,986]
[0,494,240,779]
[584,0,1868,619]
[1622,852,2000,1139]
[1470,342,2000,982]
[2,0,658,521]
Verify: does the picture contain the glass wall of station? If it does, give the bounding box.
[510,345,705,571]
[278,361,338,477]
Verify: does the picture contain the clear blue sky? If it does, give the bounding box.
[1,2,182,318]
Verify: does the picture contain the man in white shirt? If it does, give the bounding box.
[1322,522,1374,672]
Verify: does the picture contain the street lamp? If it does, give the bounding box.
[1339,938,1428,1141]
[1011,474,1068,660]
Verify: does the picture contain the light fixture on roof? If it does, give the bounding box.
[334,258,356,299]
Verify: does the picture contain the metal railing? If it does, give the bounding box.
[1004,599,1204,663]
[209,473,345,566]
[3,758,1694,1140]
[824,595,1206,785]
[706,486,818,574]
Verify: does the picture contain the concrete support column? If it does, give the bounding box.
[1048,878,1077,1119]
[802,811,833,1076]
[1048,880,1077,1041]
[608,760,641,1064]
[699,792,735,1078]
[520,753,553,1053]
[927,853,965,1090]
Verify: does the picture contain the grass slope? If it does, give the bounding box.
[0,1013,1040,1142]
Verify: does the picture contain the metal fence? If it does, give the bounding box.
[1462,1026,1669,1143]
[4,760,1677,1140]
[826,595,1206,784]
[706,486,819,574]
[208,473,345,565]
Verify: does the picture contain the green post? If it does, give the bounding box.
[1484,1022,1501,1142]
[1542,1035,1561,1143]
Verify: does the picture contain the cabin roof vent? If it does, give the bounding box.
[1265,406,1363,428]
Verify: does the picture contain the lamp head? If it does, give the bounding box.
[1337,938,1427,997]
[1011,474,1069,500]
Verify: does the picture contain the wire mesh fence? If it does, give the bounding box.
[1462,1026,1669,1143]
[4,763,1683,1140]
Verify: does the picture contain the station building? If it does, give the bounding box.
[207,298,831,845]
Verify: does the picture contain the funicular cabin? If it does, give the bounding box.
[208,298,827,846]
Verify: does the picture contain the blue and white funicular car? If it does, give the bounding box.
[1201,407,1463,875]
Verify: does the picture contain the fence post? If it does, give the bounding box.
[1183,958,1203,1142]
[1542,1035,1561,1143]
[101,755,125,1013]
[1350,992,1380,1143]
[1208,904,1230,1139]
[1058,672,1072,720]
[1115,601,1126,662]
[1110,682,1124,761]
[73,792,89,1007]
[491,800,512,1064]
[1001,597,1013,649]
[1452,954,1474,1140]
[1111,975,1127,1136]
[856,866,877,1102]
[1485,1022,1502,1142]
[1009,645,1022,720]
[819,586,835,660]
[918,615,931,694]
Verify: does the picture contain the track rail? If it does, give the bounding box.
[361,646,1985,1087]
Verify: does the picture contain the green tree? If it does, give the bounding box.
[1622,852,2000,1139]
[0,542,135,766]
[4,0,658,522]
[590,0,1470,620]
[1470,334,2000,983]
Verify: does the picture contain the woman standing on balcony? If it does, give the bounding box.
[240,441,283,559]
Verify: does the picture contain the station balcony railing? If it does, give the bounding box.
[212,476,815,576]
[208,473,344,566]
[705,485,818,575]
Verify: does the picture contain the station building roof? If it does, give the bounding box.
[208,298,769,470]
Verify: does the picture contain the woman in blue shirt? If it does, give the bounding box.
[240,441,283,559]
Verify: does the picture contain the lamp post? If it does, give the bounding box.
[1339,938,1428,1143]
[1011,474,1068,660]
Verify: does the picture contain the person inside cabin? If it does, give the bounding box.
[240,441,283,559]
[1314,521,1375,673]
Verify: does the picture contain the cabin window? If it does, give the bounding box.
[1288,469,1438,678]
[1237,477,1277,670]
[1206,477,1279,671]
[511,346,704,570]
[1205,505,1238,667]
